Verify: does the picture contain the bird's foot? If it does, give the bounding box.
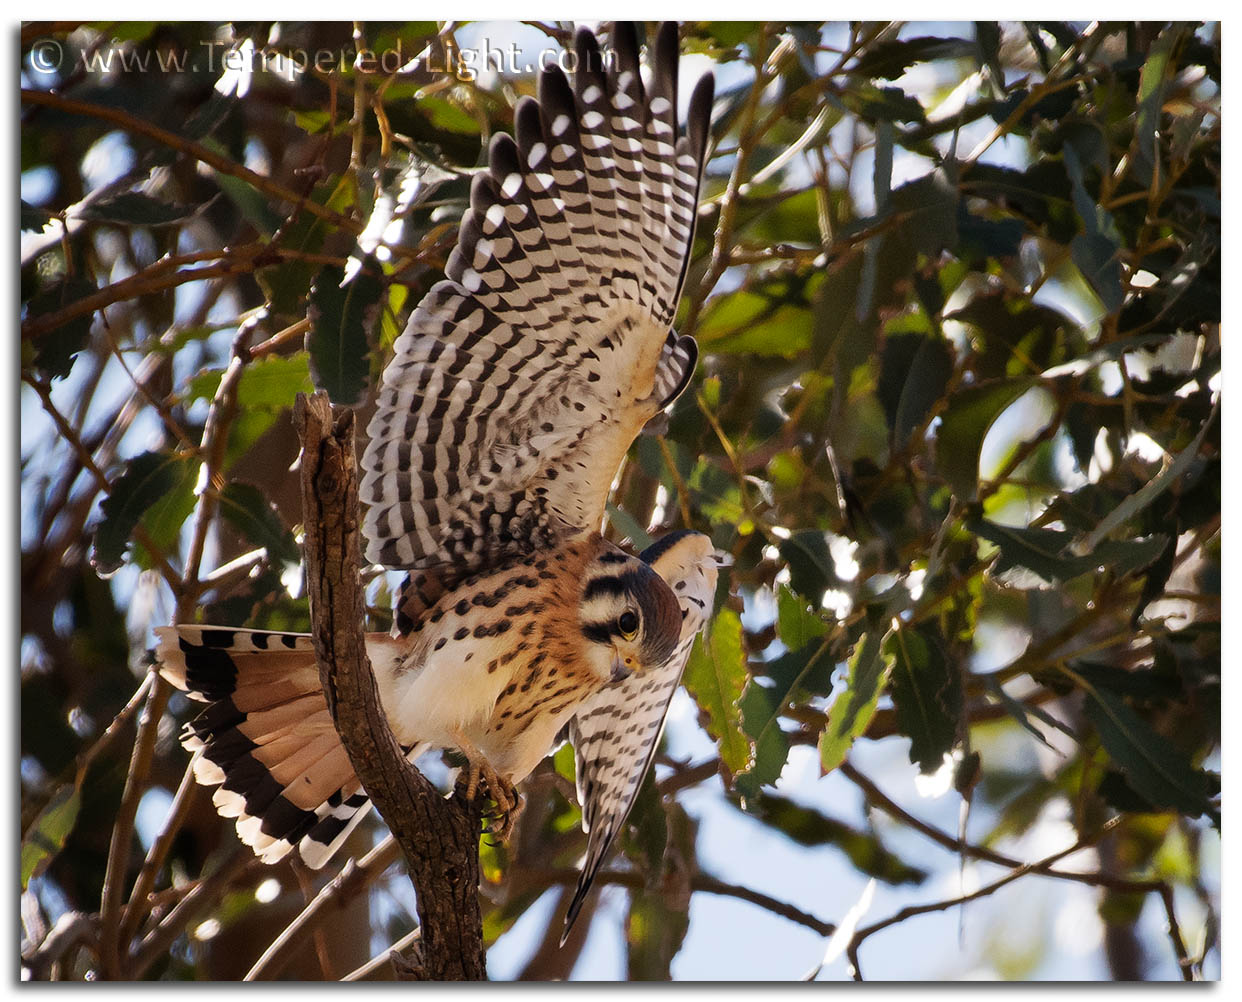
[453,732,521,841]
[483,788,524,842]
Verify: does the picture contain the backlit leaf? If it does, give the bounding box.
[92,451,189,575]
[21,783,82,890]
[820,627,893,773]
[1083,685,1218,825]
[683,608,750,778]
[219,482,299,566]
[886,626,961,773]
[934,380,1034,499]
[307,260,385,405]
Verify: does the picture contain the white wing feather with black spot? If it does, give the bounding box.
[361,22,713,572]
[561,531,719,938]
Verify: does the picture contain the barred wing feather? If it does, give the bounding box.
[561,530,719,939]
[360,22,713,572]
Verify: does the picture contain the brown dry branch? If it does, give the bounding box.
[20,89,362,240]
[97,321,258,978]
[844,815,1125,980]
[513,864,836,939]
[245,835,402,980]
[294,391,487,981]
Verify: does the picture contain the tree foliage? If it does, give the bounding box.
[21,20,1219,981]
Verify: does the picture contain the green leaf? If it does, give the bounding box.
[307,260,384,405]
[1071,232,1124,314]
[256,177,349,318]
[605,503,654,551]
[1089,535,1172,579]
[737,636,834,801]
[1083,686,1217,824]
[417,95,481,135]
[983,676,1074,753]
[877,332,953,448]
[696,279,816,358]
[1063,142,1123,312]
[949,290,1077,380]
[1132,26,1186,185]
[626,862,690,981]
[968,519,1081,585]
[841,82,927,124]
[206,138,285,235]
[820,627,893,773]
[934,379,1033,499]
[26,274,99,380]
[778,530,839,604]
[702,22,761,47]
[92,451,188,575]
[736,682,789,801]
[968,518,1169,588]
[134,455,200,563]
[219,482,299,565]
[21,782,82,889]
[776,585,829,651]
[740,792,927,885]
[683,608,750,778]
[886,626,961,773]
[619,769,668,880]
[73,191,198,227]
[850,36,977,80]
[235,353,315,410]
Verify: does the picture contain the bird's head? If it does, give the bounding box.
[579,549,681,684]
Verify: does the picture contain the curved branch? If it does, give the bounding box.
[245,836,402,981]
[294,391,487,981]
[515,864,836,938]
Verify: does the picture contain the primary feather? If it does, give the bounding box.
[359,21,714,574]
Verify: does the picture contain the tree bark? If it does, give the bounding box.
[294,391,487,981]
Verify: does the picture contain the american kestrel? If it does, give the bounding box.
[154,21,717,937]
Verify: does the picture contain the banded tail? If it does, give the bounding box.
[153,626,378,869]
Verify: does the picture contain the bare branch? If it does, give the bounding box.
[342,927,423,982]
[246,836,403,981]
[514,864,836,938]
[846,816,1125,979]
[294,391,487,981]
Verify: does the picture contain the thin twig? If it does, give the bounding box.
[96,679,172,979]
[515,864,836,938]
[98,322,257,977]
[841,761,1195,980]
[23,377,181,588]
[245,836,403,980]
[846,816,1124,980]
[117,763,198,949]
[128,851,254,977]
[342,927,423,982]
[23,256,265,342]
[20,89,361,236]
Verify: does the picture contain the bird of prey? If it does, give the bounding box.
[154,20,717,941]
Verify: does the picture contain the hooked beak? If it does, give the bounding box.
[610,652,632,684]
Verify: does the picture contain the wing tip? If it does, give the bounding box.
[687,72,716,168]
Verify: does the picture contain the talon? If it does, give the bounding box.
[451,730,521,840]
[487,790,524,842]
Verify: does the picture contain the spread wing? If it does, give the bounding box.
[361,22,714,572]
[561,531,719,939]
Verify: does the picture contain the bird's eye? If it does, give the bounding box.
[617,610,639,639]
